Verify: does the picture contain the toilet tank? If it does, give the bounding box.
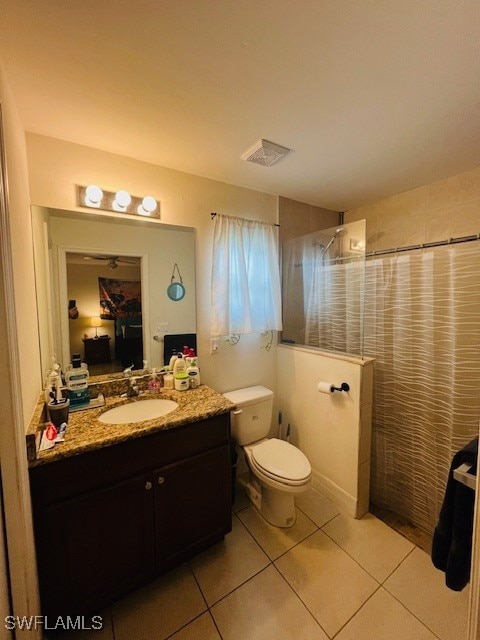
[223,386,274,446]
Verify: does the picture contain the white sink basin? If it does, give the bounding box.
[98,399,179,424]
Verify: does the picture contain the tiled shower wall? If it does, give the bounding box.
[344,164,480,251]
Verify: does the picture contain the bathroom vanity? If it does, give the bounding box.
[28,385,233,620]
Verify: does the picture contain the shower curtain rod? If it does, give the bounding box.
[210,212,280,227]
[366,232,480,258]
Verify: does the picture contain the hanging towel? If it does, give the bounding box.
[431,437,478,591]
[163,334,197,365]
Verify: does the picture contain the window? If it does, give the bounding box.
[211,214,282,336]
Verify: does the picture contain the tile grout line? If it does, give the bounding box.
[203,511,322,611]
[270,561,331,638]
[115,501,444,640]
[237,506,321,563]
[273,540,382,640]
[187,559,226,640]
[163,609,209,640]
[319,524,386,584]
[109,607,116,640]
[330,583,383,639]
[380,586,444,640]
[381,546,445,640]
[379,540,417,584]
[318,514,419,586]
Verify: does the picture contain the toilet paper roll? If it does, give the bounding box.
[317,382,334,394]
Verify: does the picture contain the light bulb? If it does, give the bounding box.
[141,196,157,213]
[85,184,103,207]
[114,190,131,208]
[137,204,151,216]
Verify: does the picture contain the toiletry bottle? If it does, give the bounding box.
[65,353,90,407]
[182,345,190,356]
[168,350,178,370]
[163,373,174,389]
[185,348,196,367]
[186,359,201,389]
[148,368,162,393]
[173,353,187,376]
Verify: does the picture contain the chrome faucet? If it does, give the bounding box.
[127,377,140,397]
[123,364,134,378]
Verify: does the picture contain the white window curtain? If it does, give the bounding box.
[211,213,282,336]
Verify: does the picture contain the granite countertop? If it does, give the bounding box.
[28,385,234,467]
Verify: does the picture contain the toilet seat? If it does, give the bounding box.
[247,439,311,486]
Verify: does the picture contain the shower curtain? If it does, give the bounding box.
[364,243,480,534]
[305,258,364,355]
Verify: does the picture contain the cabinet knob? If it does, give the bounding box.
[145,481,152,491]
[157,476,165,485]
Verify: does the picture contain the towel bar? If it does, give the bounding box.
[453,463,477,491]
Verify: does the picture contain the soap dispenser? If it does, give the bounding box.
[148,368,162,393]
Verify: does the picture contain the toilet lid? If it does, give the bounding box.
[250,439,311,482]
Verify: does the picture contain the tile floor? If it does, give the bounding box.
[58,487,470,640]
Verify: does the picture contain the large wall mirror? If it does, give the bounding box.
[32,207,196,381]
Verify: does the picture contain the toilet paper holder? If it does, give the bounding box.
[317,381,351,394]
[331,382,350,393]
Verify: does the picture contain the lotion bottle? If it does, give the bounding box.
[186,361,200,388]
[173,353,187,376]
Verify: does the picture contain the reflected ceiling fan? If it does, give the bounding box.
[83,255,140,270]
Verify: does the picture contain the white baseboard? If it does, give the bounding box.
[311,468,359,518]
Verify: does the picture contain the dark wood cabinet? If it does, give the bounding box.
[155,445,231,571]
[83,337,111,365]
[29,413,231,619]
[35,472,155,617]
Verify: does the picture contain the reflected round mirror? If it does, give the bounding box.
[167,282,185,301]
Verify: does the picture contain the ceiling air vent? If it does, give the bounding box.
[241,139,291,167]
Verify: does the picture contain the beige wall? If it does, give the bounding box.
[345,165,480,251]
[279,196,339,244]
[1,86,40,424]
[0,62,41,634]
[26,133,278,394]
[276,345,373,518]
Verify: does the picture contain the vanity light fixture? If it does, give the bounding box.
[84,184,103,208]
[113,190,132,212]
[78,185,160,219]
[138,195,158,216]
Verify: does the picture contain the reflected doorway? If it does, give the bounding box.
[66,252,143,374]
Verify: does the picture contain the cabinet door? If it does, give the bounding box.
[35,472,155,618]
[154,445,231,571]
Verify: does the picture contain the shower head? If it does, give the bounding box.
[319,227,347,257]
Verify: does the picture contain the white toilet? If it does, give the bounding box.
[223,386,311,528]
